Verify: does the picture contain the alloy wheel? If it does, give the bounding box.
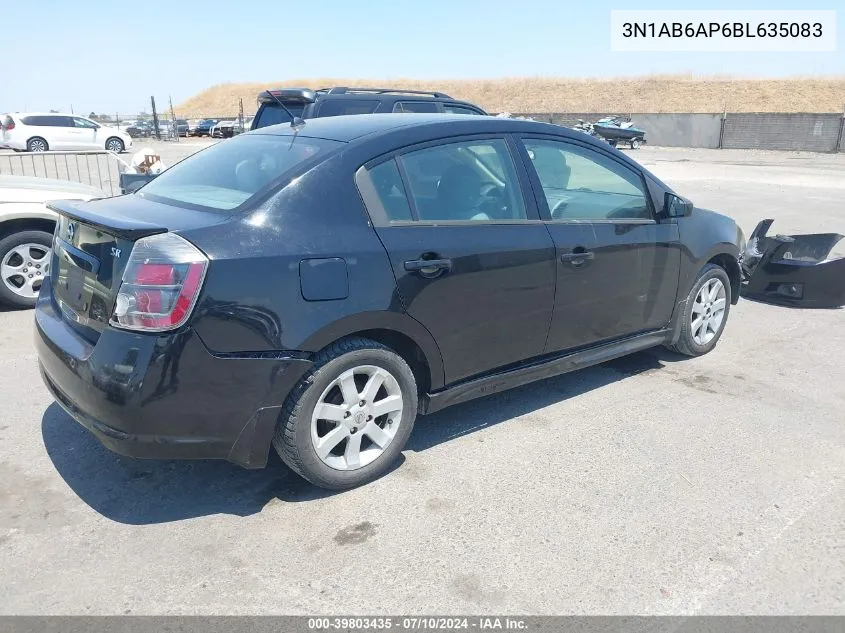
[310,365,404,471]
[691,278,726,345]
[1,243,51,299]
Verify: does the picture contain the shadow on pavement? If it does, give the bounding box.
[42,350,679,525]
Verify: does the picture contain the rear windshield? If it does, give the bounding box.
[253,103,307,129]
[138,133,343,211]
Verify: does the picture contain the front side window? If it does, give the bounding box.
[139,134,342,211]
[522,138,651,221]
[73,117,98,129]
[397,138,526,222]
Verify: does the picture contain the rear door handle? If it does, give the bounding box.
[560,251,594,263]
[404,258,452,276]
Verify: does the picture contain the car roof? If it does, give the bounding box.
[249,113,668,188]
[249,112,589,144]
[11,112,83,117]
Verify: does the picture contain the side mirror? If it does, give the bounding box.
[665,192,694,217]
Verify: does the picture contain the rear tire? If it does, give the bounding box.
[666,263,732,357]
[273,337,418,490]
[0,230,53,309]
[105,137,124,153]
[26,137,48,152]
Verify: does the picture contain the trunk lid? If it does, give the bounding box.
[47,195,228,342]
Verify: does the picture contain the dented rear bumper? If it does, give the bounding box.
[740,219,845,308]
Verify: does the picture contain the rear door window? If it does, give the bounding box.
[397,138,527,222]
[138,134,343,211]
[393,101,440,113]
[317,100,380,117]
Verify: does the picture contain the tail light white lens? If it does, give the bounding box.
[111,232,208,332]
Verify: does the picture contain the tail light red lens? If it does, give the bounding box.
[111,233,208,332]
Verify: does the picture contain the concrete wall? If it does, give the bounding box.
[631,113,722,148]
[511,112,845,152]
[722,113,843,152]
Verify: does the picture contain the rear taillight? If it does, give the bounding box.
[111,232,208,332]
[2,121,13,131]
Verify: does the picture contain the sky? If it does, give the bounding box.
[1,0,842,115]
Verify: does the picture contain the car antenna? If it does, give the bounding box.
[264,91,305,128]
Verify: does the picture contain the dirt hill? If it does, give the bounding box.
[175,75,845,118]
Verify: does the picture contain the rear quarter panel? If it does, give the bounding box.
[181,152,444,386]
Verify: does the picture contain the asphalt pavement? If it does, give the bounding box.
[0,146,843,615]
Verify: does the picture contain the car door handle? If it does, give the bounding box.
[404,258,452,276]
[560,251,594,263]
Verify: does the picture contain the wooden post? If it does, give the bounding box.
[151,96,160,141]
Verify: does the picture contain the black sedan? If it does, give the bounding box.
[191,118,219,137]
[35,114,744,490]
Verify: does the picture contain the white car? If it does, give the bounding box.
[0,175,108,308]
[1,112,133,153]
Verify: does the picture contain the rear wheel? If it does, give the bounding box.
[105,137,125,153]
[631,139,641,149]
[26,137,48,152]
[273,337,418,490]
[667,263,732,357]
[0,230,53,308]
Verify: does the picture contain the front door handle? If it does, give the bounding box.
[404,258,452,277]
[560,251,594,263]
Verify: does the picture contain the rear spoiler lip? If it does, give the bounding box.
[46,198,168,241]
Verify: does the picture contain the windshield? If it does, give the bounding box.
[138,133,343,211]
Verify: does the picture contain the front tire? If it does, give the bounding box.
[0,230,53,309]
[667,263,732,357]
[273,337,418,490]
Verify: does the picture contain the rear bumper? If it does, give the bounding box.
[2,138,25,150]
[35,283,313,467]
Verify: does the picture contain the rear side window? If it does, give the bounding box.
[365,139,527,222]
[393,101,439,113]
[253,103,307,129]
[317,100,379,117]
[138,134,343,211]
[22,115,69,127]
[363,160,413,221]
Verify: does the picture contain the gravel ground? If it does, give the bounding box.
[0,145,843,615]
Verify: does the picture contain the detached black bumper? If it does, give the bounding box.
[741,219,845,308]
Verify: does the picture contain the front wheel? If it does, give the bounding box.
[273,337,418,490]
[631,139,641,149]
[667,263,732,357]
